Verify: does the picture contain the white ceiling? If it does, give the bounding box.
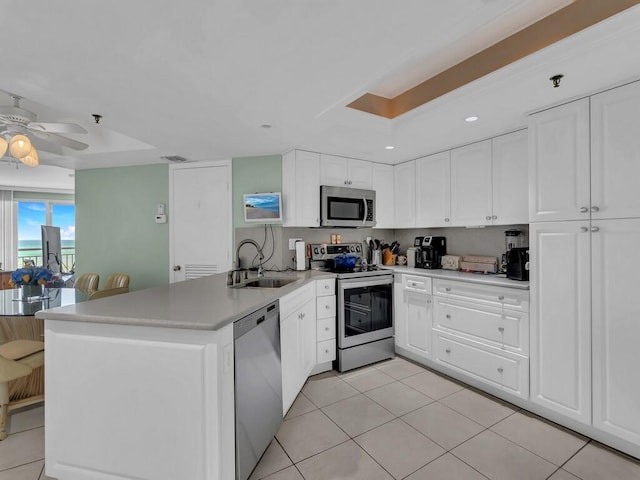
[2,0,640,172]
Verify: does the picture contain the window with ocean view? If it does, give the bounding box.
[17,200,75,272]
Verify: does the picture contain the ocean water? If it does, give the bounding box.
[244,194,280,213]
[18,239,75,257]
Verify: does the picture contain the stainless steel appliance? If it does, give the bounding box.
[506,247,529,281]
[310,243,394,372]
[500,229,524,273]
[414,236,447,269]
[234,301,282,480]
[320,185,376,228]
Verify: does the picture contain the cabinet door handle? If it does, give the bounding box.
[580,226,589,232]
[445,348,451,354]
[324,284,330,290]
[498,295,505,301]
[579,207,589,213]
[486,215,492,221]
[591,206,600,212]
[498,327,505,333]
[445,218,450,222]
[325,304,330,309]
[445,287,451,292]
[497,367,504,373]
[445,314,451,319]
[492,215,497,220]
[325,349,330,354]
[325,327,330,331]
[591,226,600,232]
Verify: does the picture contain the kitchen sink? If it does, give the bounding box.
[245,278,297,288]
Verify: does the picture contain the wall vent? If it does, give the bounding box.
[161,155,189,163]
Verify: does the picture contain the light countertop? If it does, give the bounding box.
[389,265,530,290]
[36,270,335,331]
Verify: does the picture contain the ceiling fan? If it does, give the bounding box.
[0,93,89,166]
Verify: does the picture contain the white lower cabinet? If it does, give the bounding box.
[591,219,640,445]
[433,332,529,398]
[280,283,316,415]
[529,221,592,424]
[44,320,235,480]
[432,278,530,399]
[394,275,433,361]
[314,278,336,373]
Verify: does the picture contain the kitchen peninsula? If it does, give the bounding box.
[37,270,333,480]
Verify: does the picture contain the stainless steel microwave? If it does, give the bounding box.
[320,185,376,228]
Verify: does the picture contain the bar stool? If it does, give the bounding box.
[0,340,45,440]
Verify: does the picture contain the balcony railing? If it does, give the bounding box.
[17,248,76,273]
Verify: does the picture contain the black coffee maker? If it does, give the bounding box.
[415,236,447,269]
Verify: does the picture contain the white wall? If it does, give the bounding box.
[0,163,74,192]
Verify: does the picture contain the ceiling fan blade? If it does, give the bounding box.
[28,122,88,134]
[30,130,89,151]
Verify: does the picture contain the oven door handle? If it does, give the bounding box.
[362,196,368,225]
[338,275,393,290]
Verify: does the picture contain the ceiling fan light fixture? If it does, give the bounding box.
[9,134,32,158]
[19,146,39,167]
[0,137,7,157]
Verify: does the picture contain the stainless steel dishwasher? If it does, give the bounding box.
[234,301,283,480]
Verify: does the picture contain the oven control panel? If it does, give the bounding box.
[310,243,362,261]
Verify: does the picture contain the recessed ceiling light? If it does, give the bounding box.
[385,145,395,150]
[260,123,272,129]
[465,116,479,122]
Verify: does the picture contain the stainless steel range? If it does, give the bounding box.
[310,243,394,372]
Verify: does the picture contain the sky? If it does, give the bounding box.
[18,201,75,241]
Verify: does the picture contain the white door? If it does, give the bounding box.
[347,159,373,189]
[591,80,640,220]
[528,98,590,222]
[405,290,432,359]
[492,130,528,225]
[300,298,317,379]
[280,309,300,415]
[529,221,591,424]
[372,163,394,229]
[592,218,640,444]
[170,161,232,283]
[416,151,451,227]
[393,160,416,228]
[450,140,493,226]
[320,154,349,187]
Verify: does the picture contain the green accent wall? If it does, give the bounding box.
[75,164,169,291]
[232,155,282,229]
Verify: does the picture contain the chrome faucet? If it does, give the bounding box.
[235,239,265,277]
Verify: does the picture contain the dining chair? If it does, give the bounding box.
[103,273,130,290]
[74,273,100,294]
[0,340,45,440]
[88,287,129,300]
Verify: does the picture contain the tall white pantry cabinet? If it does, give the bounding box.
[529,79,640,451]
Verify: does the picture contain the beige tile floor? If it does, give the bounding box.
[255,357,640,480]
[1,357,640,479]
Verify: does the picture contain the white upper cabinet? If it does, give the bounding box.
[591,80,640,220]
[372,163,394,229]
[416,151,451,227]
[320,154,372,190]
[282,150,320,227]
[450,140,493,226]
[492,130,528,225]
[528,98,590,222]
[393,160,416,228]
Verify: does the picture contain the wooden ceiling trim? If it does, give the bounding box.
[347,0,640,119]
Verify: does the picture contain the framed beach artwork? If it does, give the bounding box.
[243,192,283,223]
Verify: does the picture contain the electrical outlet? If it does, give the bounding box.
[288,238,303,250]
